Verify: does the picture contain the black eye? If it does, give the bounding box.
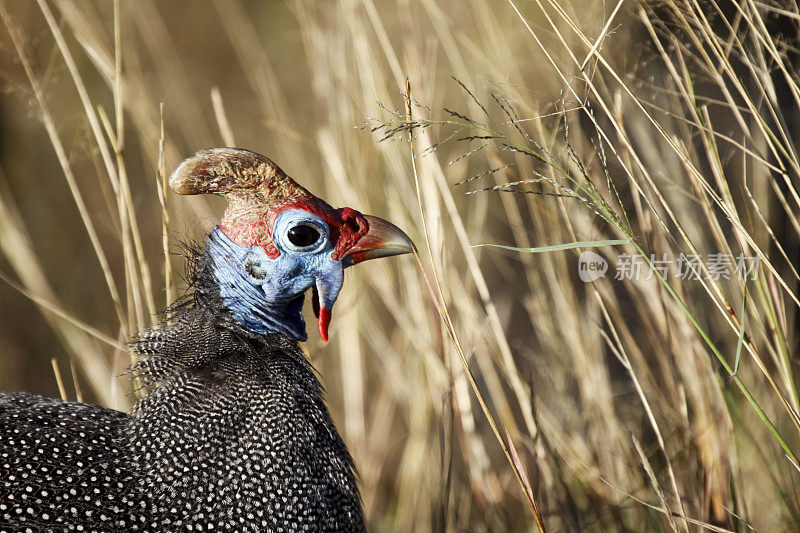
[287,224,321,248]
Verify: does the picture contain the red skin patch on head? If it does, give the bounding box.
[219,200,369,260]
[218,220,281,258]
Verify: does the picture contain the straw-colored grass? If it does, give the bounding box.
[0,0,798,530]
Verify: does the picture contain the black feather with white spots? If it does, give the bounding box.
[0,246,364,532]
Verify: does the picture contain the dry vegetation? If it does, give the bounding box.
[0,0,799,531]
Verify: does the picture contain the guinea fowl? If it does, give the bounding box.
[0,148,413,531]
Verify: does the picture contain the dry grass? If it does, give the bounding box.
[0,0,798,531]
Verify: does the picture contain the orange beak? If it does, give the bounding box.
[342,214,414,266]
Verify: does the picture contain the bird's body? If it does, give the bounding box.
[1,241,362,532]
[0,148,411,531]
[0,394,129,529]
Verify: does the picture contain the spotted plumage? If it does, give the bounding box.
[0,148,413,532]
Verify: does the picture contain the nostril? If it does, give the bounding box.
[339,207,367,233]
[349,216,364,234]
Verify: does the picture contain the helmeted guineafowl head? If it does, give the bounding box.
[170,147,412,341]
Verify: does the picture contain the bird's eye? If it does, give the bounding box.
[287,223,321,249]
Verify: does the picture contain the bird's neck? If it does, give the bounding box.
[203,227,308,341]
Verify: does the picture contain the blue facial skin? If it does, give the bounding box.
[206,209,344,341]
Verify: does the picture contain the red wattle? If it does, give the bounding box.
[318,307,331,342]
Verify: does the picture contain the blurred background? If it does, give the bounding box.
[1,0,799,531]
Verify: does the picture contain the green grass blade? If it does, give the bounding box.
[472,239,630,253]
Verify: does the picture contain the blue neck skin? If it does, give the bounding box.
[206,227,308,341]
